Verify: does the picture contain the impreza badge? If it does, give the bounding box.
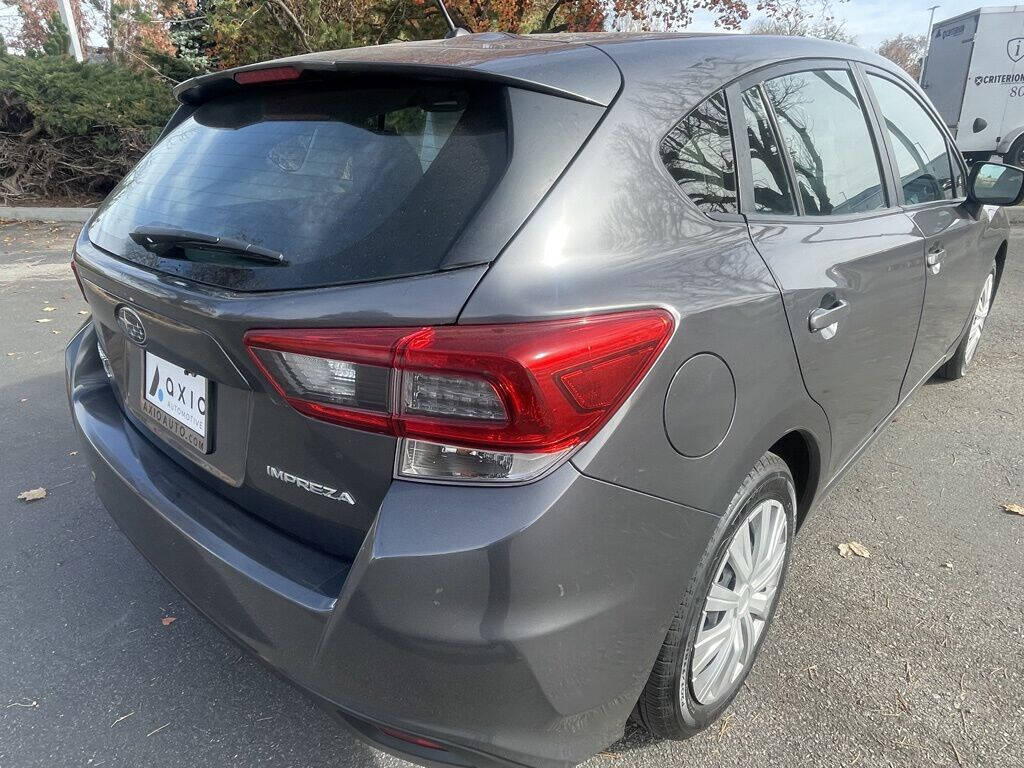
[266,466,355,505]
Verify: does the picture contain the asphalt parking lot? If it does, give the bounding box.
[1,219,1022,768]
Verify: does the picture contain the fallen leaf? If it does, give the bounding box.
[35,318,52,324]
[17,488,47,502]
[1002,503,1024,516]
[78,310,89,315]
[837,540,870,559]
[51,330,61,335]
[41,306,56,312]
[161,617,177,626]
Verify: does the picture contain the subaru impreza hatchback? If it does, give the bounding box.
[67,32,1021,768]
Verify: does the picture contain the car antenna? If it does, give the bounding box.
[434,0,470,38]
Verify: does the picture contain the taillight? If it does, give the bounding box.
[245,310,674,483]
[233,65,301,85]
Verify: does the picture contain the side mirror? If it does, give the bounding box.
[972,117,988,133]
[967,161,1024,206]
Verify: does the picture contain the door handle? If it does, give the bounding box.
[926,248,945,275]
[808,299,850,333]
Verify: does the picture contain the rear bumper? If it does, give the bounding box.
[67,321,719,768]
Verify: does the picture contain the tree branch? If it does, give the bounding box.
[266,0,311,52]
[540,0,567,32]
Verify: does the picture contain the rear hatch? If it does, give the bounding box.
[76,66,610,558]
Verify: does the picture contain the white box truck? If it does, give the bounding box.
[921,5,1024,164]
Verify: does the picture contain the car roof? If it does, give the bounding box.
[174,32,903,109]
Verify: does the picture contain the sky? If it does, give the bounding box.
[686,0,989,51]
[0,1,1000,54]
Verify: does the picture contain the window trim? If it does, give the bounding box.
[857,63,969,210]
[728,83,802,217]
[729,59,897,223]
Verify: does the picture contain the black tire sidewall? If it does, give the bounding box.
[671,463,797,731]
[1007,138,1024,169]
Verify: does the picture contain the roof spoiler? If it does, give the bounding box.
[172,36,621,108]
[174,59,610,107]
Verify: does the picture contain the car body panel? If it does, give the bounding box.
[73,228,489,559]
[902,203,1011,394]
[66,31,1014,768]
[745,214,925,473]
[68,321,719,768]
[460,36,837,515]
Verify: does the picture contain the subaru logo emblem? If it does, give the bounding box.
[117,306,147,345]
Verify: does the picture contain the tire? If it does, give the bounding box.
[936,261,997,381]
[634,452,797,739]
[1006,137,1024,169]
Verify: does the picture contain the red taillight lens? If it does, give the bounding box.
[245,310,674,480]
[233,66,302,85]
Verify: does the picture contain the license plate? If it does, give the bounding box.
[141,351,210,452]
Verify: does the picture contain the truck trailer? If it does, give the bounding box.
[921,5,1024,164]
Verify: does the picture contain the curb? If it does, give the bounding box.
[0,206,96,224]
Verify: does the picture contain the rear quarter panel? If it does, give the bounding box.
[459,39,832,518]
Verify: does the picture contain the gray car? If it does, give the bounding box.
[66,31,1023,768]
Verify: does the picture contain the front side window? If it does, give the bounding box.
[763,70,887,216]
[741,86,795,214]
[660,91,737,215]
[868,74,958,204]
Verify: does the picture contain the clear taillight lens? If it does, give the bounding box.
[401,371,506,421]
[398,439,570,483]
[253,348,390,411]
[245,310,674,484]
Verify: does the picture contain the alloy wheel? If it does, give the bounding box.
[964,272,995,368]
[688,498,788,706]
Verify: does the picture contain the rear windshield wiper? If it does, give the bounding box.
[129,226,286,265]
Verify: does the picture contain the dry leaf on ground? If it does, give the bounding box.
[41,307,56,312]
[161,617,177,626]
[1002,503,1024,516]
[77,310,89,315]
[837,541,870,559]
[34,318,52,324]
[17,488,47,502]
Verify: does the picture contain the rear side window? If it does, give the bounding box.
[741,87,795,215]
[88,80,508,291]
[660,92,737,215]
[867,74,958,204]
[763,70,887,216]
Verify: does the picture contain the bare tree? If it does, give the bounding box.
[877,33,928,80]
[749,0,854,44]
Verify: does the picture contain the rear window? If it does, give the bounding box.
[88,79,509,291]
